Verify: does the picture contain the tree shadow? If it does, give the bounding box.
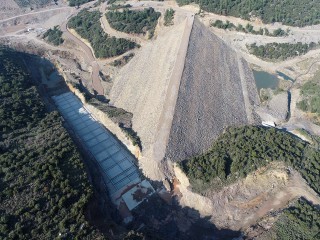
[127,182,242,240]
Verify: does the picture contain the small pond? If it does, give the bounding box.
[253,70,279,92]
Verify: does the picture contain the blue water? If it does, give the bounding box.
[253,70,279,92]
[276,71,293,81]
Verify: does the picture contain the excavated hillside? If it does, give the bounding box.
[110,17,260,180]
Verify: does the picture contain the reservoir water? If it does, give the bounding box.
[253,70,279,92]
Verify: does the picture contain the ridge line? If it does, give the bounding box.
[152,14,195,167]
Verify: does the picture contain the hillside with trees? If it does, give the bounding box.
[297,72,320,121]
[106,8,161,37]
[43,26,64,46]
[13,0,51,8]
[181,126,320,194]
[211,20,287,37]
[68,0,93,7]
[68,10,136,58]
[247,42,317,61]
[258,198,320,239]
[0,47,104,239]
[176,0,320,27]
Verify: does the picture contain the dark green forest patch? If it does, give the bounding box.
[106,8,161,38]
[181,126,320,194]
[0,47,104,239]
[211,20,287,37]
[258,198,320,240]
[177,0,320,27]
[43,26,64,46]
[68,0,93,7]
[68,10,136,58]
[247,42,318,61]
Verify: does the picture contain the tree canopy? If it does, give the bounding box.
[181,126,320,194]
[68,10,136,58]
[0,47,103,239]
[177,0,320,27]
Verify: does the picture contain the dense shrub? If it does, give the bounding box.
[68,10,136,58]
[106,8,161,37]
[211,20,287,37]
[181,126,320,194]
[247,42,317,60]
[164,8,175,26]
[43,26,64,46]
[68,0,93,7]
[177,0,320,27]
[261,198,320,239]
[0,47,103,239]
[297,74,320,116]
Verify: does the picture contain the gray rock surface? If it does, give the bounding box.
[165,19,260,162]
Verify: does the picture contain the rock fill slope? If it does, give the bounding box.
[110,17,260,179]
[165,19,260,162]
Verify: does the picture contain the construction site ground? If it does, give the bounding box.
[1,0,320,237]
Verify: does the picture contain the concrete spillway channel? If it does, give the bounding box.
[52,92,154,214]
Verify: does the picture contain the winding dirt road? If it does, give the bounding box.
[61,16,104,95]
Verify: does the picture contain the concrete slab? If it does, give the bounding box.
[107,165,123,179]
[122,180,155,211]
[53,92,142,197]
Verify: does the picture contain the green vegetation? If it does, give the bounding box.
[68,0,93,7]
[107,4,132,10]
[211,20,287,37]
[261,198,320,240]
[181,126,320,194]
[13,0,51,8]
[43,26,64,46]
[68,10,136,58]
[247,42,317,61]
[119,124,142,150]
[164,8,175,26]
[71,82,141,148]
[0,47,103,239]
[106,8,161,37]
[111,53,135,67]
[297,73,320,117]
[177,0,320,27]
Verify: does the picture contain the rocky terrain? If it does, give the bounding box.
[166,18,260,162]
[1,0,320,239]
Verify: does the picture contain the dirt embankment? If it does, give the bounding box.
[109,18,190,181]
[174,162,320,231]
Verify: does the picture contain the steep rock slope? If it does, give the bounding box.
[165,18,260,162]
[110,17,260,179]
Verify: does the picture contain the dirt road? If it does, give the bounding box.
[61,18,104,95]
[100,13,146,45]
[0,6,72,24]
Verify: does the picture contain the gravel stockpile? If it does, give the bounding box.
[165,18,258,162]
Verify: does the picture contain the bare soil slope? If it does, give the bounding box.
[110,19,188,151]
